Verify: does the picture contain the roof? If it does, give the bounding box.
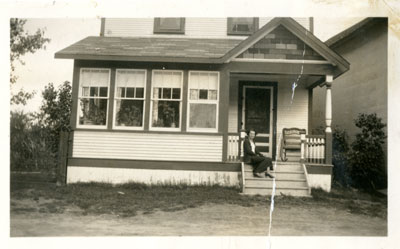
[55,36,242,63]
[55,18,349,74]
[325,18,387,47]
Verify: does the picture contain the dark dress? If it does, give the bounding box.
[243,137,273,174]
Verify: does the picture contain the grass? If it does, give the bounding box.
[11,182,269,217]
[10,181,387,219]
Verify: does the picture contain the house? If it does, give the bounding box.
[311,18,387,171]
[55,17,350,196]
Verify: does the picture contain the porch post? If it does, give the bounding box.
[325,75,333,164]
[220,68,230,162]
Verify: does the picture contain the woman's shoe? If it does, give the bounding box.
[265,173,275,178]
[253,172,265,178]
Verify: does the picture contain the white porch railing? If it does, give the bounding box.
[301,135,326,164]
[227,134,240,162]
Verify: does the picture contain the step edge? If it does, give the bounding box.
[244,186,309,190]
[244,178,307,182]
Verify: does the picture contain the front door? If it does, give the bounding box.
[242,86,274,157]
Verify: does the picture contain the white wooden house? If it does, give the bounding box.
[55,18,350,196]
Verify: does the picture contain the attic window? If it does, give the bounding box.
[227,18,258,35]
[154,18,185,34]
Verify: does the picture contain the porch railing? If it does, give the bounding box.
[227,133,240,162]
[301,134,326,164]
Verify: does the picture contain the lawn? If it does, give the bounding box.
[11,181,386,218]
[10,180,387,236]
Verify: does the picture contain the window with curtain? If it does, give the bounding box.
[114,69,146,129]
[188,71,219,131]
[151,70,183,130]
[227,18,258,35]
[78,68,110,127]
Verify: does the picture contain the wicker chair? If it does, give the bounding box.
[280,128,306,161]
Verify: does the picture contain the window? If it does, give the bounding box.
[154,18,185,34]
[227,18,258,35]
[188,71,219,131]
[114,69,146,129]
[150,70,183,130]
[78,68,110,127]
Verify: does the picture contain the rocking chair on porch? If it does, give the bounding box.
[280,128,306,162]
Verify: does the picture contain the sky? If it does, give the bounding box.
[10,17,365,113]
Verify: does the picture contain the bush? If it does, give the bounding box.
[348,113,386,191]
[10,111,57,172]
[332,126,351,187]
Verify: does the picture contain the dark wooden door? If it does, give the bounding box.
[244,86,272,156]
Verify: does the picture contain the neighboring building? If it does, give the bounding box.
[311,18,388,168]
[55,18,349,195]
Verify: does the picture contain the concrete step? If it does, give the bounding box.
[244,170,306,180]
[245,178,308,188]
[243,187,310,197]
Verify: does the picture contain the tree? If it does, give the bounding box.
[38,81,72,152]
[10,18,50,105]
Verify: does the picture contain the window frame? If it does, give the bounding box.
[76,68,111,129]
[187,71,220,133]
[112,69,147,130]
[149,70,184,132]
[227,17,259,36]
[153,18,186,34]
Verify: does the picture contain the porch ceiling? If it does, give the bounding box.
[230,73,323,89]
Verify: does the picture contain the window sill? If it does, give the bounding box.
[113,126,144,131]
[76,124,108,129]
[227,32,253,36]
[187,128,218,133]
[149,127,182,132]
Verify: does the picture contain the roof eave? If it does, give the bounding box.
[325,18,376,47]
[54,53,222,64]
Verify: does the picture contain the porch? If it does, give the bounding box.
[220,72,336,195]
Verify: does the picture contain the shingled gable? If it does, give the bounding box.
[219,17,350,73]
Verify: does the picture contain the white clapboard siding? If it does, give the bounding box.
[72,131,223,162]
[276,80,308,137]
[104,18,154,37]
[104,18,311,38]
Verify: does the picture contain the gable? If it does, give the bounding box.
[236,25,325,61]
[222,17,350,75]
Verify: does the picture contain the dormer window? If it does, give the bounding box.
[154,18,185,34]
[227,18,259,35]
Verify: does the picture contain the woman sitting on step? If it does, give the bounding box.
[243,129,275,178]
